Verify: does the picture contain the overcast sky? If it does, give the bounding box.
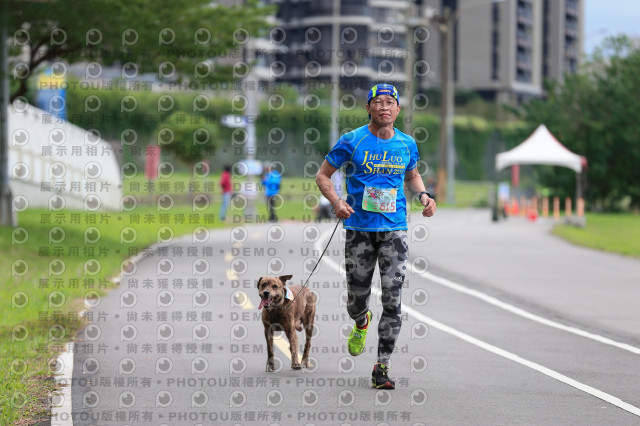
[584,0,640,54]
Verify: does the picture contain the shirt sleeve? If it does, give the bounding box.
[406,139,420,171]
[325,135,353,169]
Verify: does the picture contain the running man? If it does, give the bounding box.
[315,83,436,389]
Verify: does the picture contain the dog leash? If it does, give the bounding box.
[282,217,343,310]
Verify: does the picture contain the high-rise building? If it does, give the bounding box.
[542,0,583,81]
[420,0,584,105]
[223,0,583,105]
[266,0,413,93]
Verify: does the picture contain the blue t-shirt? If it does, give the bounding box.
[325,125,420,231]
[262,171,281,197]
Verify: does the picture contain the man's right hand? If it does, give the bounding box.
[333,199,354,219]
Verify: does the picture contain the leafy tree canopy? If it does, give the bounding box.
[156,111,219,165]
[522,35,640,211]
[6,0,273,101]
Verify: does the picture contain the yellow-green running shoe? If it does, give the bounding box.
[348,310,372,356]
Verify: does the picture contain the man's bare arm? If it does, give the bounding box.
[404,168,437,217]
[316,160,354,219]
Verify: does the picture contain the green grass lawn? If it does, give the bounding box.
[122,172,492,209]
[553,213,640,259]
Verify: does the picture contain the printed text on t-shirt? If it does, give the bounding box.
[360,150,406,175]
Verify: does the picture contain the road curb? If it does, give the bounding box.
[51,342,74,426]
[49,245,154,426]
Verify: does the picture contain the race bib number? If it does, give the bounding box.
[362,186,397,213]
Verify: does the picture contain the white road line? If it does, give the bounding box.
[314,226,640,354]
[231,235,290,360]
[272,335,292,361]
[417,270,640,355]
[316,229,640,417]
[400,301,640,417]
[51,342,74,426]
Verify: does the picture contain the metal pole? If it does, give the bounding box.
[436,8,450,204]
[0,0,16,226]
[445,11,456,205]
[245,38,257,220]
[330,0,340,149]
[404,10,414,135]
[435,0,504,205]
[329,0,342,196]
[246,47,256,167]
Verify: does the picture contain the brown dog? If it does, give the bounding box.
[257,275,316,371]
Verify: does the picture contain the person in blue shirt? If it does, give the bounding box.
[262,162,282,222]
[316,83,437,389]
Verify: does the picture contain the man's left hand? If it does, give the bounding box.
[421,196,436,217]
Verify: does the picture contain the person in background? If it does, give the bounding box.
[426,176,437,202]
[315,195,333,222]
[219,164,232,221]
[262,162,281,223]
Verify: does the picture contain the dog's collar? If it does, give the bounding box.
[269,288,293,304]
[265,290,293,310]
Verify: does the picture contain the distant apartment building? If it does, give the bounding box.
[420,0,584,105]
[263,0,413,94]
[542,0,583,80]
[221,0,583,104]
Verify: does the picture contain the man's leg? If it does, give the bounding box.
[220,192,230,220]
[345,230,377,355]
[371,230,408,389]
[345,230,377,323]
[376,230,408,363]
[268,196,278,222]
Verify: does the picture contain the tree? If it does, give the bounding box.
[156,111,219,165]
[6,0,273,101]
[1,0,272,226]
[523,36,640,211]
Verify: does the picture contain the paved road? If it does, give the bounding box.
[67,209,640,425]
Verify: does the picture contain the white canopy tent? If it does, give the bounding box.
[492,124,587,222]
[496,124,585,173]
